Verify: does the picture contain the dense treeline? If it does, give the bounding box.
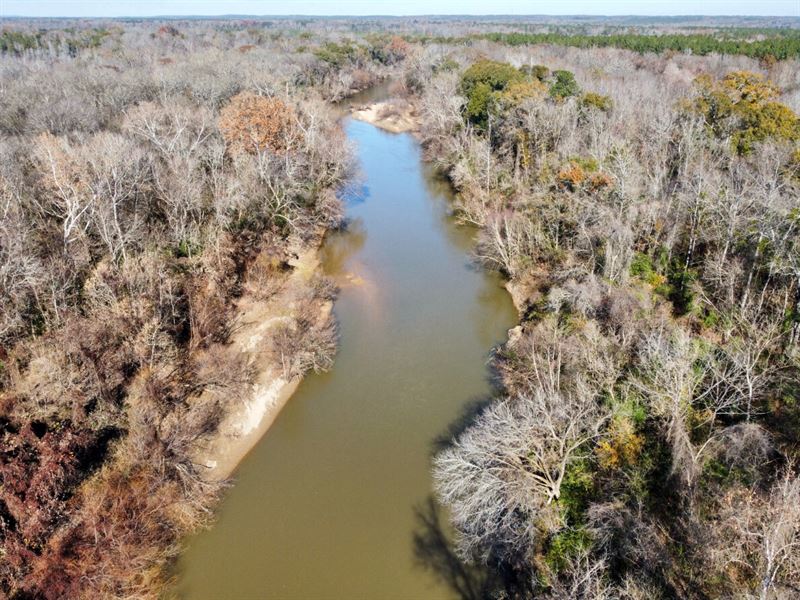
[479,31,800,61]
[0,27,110,57]
[404,29,800,61]
[411,40,800,598]
[0,20,410,599]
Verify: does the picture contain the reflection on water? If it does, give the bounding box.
[342,182,371,206]
[177,118,517,599]
[321,219,383,323]
[319,217,366,274]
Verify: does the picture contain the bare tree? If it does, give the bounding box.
[631,327,750,488]
[713,316,784,421]
[84,133,149,261]
[124,100,215,246]
[0,208,45,341]
[543,551,613,599]
[435,379,610,561]
[715,468,800,600]
[32,133,95,249]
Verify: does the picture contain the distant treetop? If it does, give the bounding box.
[410,30,800,61]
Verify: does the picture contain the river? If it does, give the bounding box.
[177,108,516,599]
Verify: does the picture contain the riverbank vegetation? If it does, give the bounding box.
[411,34,800,600]
[0,21,367,599]
[2,14,800,599]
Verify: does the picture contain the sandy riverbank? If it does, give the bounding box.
[191,96,417,484]
[193,244,332,481]
[350,98,420,133]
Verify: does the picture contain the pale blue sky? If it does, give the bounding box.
[0,0,798,17]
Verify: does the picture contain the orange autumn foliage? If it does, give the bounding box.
[218,91,296,155]
[557,162,587,191]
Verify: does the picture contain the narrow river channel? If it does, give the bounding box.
[177,112,517,599]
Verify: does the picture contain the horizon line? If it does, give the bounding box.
[1,13,798,19]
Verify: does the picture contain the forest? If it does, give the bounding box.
[1,14,799,599]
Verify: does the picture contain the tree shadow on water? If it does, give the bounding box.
[431,395,495,455]
[430,369,505,454]
[413,496,500,600]
[412,497,532,600]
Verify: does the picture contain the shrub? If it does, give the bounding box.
[157,25,180,37]
[588,172,613,190]
[544,527,594,575]
[460,59,524,126]
[519,64,550,81]
[558,162,586,191]
[693,71,800,154]
[596,417,645,470]
[461,59,524,98]
[497,79,547,107]
[313,41,361,67]
[549,70,580,100]
[666,263,696,315]
[558,158,602,191]
[218,92,296,155]
[386,35,411,61]
[464,82,493,126]
[630,252,667,290]
[433,57,459,73]
[580,92,613,113]
[558,459,595,523]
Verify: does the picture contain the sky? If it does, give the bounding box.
[0,0,798,18]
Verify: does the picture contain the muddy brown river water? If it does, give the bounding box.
[177,107,516,599]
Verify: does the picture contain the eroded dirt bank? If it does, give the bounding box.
[192,243,333,480]
[196,92,421,482]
